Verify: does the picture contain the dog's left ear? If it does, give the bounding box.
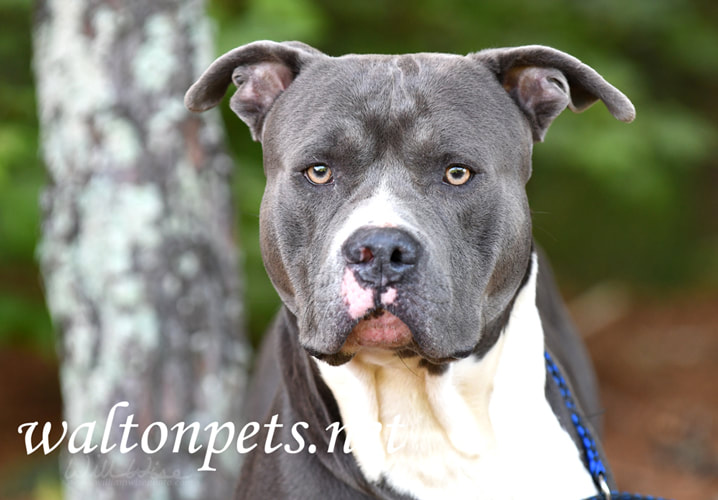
[472,45,635,142]
[185,41,325,141]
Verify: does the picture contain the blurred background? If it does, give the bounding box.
[1,0,716,498]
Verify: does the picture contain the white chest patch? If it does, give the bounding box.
[315,255,597,499]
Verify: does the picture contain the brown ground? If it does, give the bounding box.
[0,348,62,498]
[578,294,718,500]
[0,295,716,499]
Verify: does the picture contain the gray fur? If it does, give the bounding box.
[186,42,633,363]
[185,42,634,498]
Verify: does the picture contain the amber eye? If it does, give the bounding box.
[444,165,472,186]
[304,164,333,185]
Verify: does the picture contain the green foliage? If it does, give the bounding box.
[1,0,717,347]
[0,288,53,350]
[210,0,327,53]
[0,0,54,351]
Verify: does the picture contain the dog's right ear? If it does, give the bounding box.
[472,46,635,142]
[185,41,323,141]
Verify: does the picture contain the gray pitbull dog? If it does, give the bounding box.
[186,41,635,499]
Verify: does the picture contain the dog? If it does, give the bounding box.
[185,41,635,499]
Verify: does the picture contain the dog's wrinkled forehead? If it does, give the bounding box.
[263,53,524,173]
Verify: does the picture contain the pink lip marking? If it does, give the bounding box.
[380,287,397,305]
[346,311,412,348]
[341,268,375,320]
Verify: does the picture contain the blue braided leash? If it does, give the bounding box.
[544,351,672,500]
[582,495,669,500]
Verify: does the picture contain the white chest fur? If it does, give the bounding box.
[315,256,597,499]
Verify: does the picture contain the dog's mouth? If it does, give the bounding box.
[343,308,413,350]
[305,271,471,368]
[306,306,463,368]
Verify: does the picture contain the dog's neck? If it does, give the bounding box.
[316,253,597,499]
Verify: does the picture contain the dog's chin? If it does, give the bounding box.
[345,309,413,350]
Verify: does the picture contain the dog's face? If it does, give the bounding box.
[186,42,634,366]
[259,54,533,364]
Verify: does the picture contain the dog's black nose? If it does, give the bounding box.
[342,227,420,288]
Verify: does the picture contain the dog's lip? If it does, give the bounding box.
[305,306,473,367]
[343,308,413,350]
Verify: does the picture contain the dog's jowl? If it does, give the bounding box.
[186,42,635,500]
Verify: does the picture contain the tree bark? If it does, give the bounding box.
[33,0,249,498]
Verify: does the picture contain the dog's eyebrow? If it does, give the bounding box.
[292,122,378,166]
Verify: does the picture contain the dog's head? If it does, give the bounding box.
[186,42,634,367]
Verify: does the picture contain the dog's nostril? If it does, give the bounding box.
[359,247,373,263]
[390,248,403,264]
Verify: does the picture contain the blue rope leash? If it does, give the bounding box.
[582,495,669,500]
[544,351,672,500]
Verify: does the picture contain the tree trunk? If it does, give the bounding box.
[33,0,249,498]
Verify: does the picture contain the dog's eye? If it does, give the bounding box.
[443,165,472,186]
[304,164,334,185]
